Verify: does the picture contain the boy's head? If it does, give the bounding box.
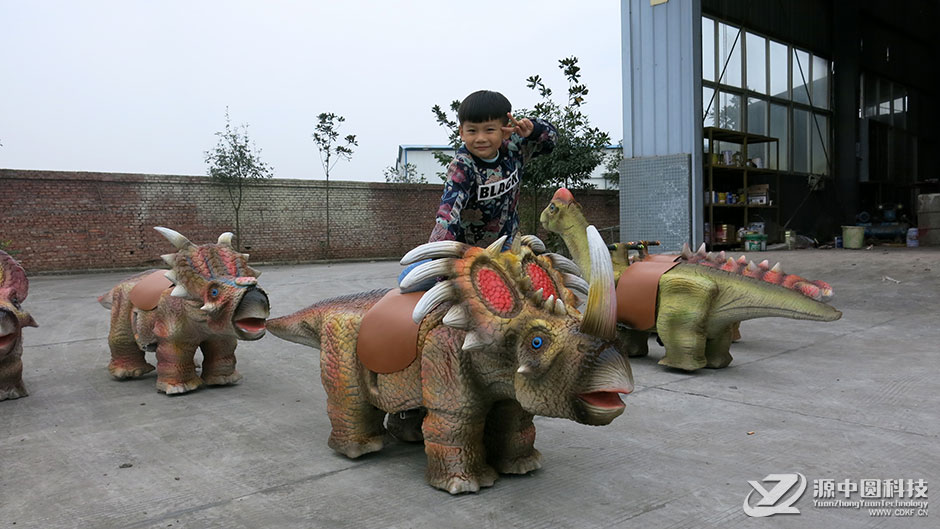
[458,90,512,160]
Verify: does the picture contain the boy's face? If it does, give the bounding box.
[459,118,511,160]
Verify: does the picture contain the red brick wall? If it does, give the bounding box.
[0,169,619,273]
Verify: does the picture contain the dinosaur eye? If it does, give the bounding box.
[209,288,219,298]
[549,204,556,212]
[11,297,21,309]
[531,336,543,349]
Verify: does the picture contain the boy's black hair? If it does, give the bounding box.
[458,90,511,125]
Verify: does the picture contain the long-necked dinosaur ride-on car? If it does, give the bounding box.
[267,228,633,494]
[541,188,841,372]
[98,227,269,395]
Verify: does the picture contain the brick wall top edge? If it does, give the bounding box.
[0,168,455,191]
[0,169,618,196]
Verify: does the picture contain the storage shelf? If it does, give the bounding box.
[703,127,781,250]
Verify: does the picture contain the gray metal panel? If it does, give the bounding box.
[621,0,703,247]
[619,154,692,253]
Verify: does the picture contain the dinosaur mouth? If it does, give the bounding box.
[0,332,15,351]
[235,318,266,334]
[578,390,629,410]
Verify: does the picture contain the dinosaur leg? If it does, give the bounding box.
[654,276,717,372]
[617,327,650,358]
[200,337,242,386]
[107,297,154,379]
[0,352,27,400]
[423,409,498,494]
[320,316,386,459]
[484,399,542,475]
[731,321,742,342]
[154,341,203,395]
[704,327,734,368]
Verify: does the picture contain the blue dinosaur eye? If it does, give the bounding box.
[210,288,219,297]
[531,336,543,349]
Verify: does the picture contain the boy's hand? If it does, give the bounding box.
[503,113,534,138]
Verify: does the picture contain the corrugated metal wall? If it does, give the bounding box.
[620,0,703,247]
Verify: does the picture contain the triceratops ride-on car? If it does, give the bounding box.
[267,228,634,494]
[98,227,270,395]
[1,250,38,401]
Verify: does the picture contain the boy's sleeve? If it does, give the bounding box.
[429,157,474,242]
[513,118,556,160]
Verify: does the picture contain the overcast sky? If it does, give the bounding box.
[1,1,623,182]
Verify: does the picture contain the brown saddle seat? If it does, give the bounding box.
[356,289,424,374]
[615,254,680,330]
[129,270,174,311]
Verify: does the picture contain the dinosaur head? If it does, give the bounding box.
[401,227,632,426]
[539,187,584,235]
[0,250,38,359]
[155,227,270,340]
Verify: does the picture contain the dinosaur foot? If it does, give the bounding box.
[156,377,204,395]
[328,432,385,459]
[491,449,542,475]
[0,383,28,401]
[657,356,706,372]
[108,360,156,379]
[203,371,243,386]
[429,466,499,495]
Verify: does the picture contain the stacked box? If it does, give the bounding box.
[918,193,940,246]
[747,184,770,205]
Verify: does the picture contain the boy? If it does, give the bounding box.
[429,89,556,247]
[390,91,556,443]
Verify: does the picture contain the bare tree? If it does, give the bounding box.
[312,113,357,259]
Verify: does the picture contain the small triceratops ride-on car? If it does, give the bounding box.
[98,227,270,395]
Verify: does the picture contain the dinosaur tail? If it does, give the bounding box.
[709,269,842,326]
[266,289,390,349]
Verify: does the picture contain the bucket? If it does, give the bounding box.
[842,226,865,249]
[906,227,919,247]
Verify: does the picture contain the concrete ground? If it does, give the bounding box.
[1,246,937,529]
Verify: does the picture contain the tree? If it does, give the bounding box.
[205,108,274,251]
[312,112,357,260]
[431,56,611,232]
[602,140,624,190]
[384,162,427,184]
[430,101,462,181]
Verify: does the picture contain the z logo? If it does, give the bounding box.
[743,473,807,517]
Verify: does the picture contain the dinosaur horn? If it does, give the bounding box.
[400,258,456,292]
[562,272,590,297]
[510,235,522,254]
[217,232,234,248]
[161,254,176,267]
[412,281,458,324]
[696,243,707,257]
[680,243,693,260]
[442,305,472,330]
[486,235,508,255]
[520,235,546,254]
[580,225,617,340]
[546,253,582,276]
[154,227,194,250]
[400,240,471,265]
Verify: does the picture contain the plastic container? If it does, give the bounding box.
[743,233,767,251]
[906,227,919,247]
[842,226,865,249]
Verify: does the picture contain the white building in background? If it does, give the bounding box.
[395,144,622,190]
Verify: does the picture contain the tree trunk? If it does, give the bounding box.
[325,175,331,261]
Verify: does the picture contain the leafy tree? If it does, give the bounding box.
[205,108,274,251]
[384,162,427,184]
[430,101,462,180]
[312,113,357,259]
[602,140,624,189]
[431,56,611,232]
